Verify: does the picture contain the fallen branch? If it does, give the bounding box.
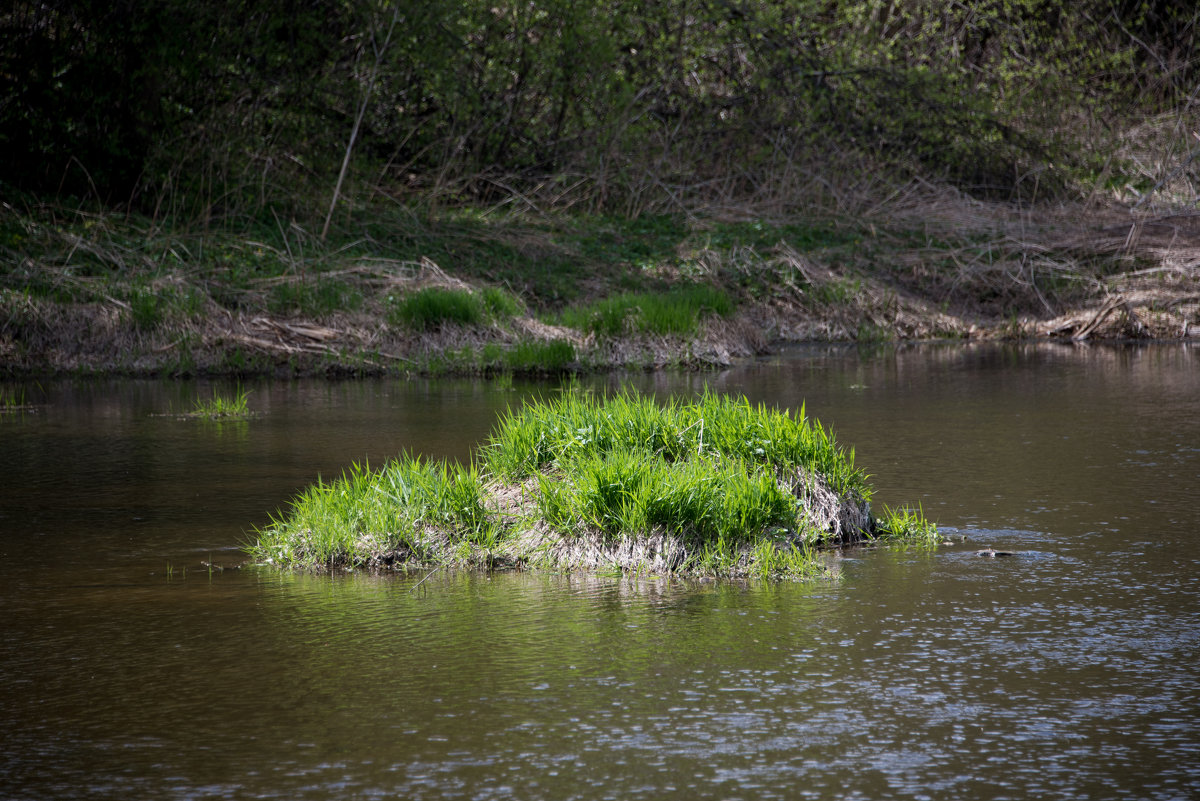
[1071,296,1123,341]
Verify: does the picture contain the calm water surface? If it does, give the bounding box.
[2,343,1198,800]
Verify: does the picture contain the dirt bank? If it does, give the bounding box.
[3,197,1197,377]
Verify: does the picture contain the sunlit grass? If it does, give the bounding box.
[190,387,251,419]
[483,390,868,497]
[536,449,803,542]
[249,390,936,577]
[249,457,492,568]
[874,503,939,543]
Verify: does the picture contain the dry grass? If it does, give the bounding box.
[790,178,1200,341]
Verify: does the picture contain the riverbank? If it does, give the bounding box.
[3,191,1198,377]
[248,392,938,578]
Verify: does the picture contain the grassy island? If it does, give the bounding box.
[249,392,936,579]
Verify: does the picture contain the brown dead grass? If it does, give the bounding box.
[778,183,1200,342]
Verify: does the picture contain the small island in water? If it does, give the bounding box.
[248,391,937,579]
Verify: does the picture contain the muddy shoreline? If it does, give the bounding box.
[2,286,1196,379]
[5,199,1199,377]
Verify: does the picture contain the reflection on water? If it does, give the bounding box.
[2,342,1199,800]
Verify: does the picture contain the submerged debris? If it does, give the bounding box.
[975,547,1016,558]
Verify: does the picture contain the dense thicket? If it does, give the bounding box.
[2,1,1195,219]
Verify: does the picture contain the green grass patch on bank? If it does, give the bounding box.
[386,286,524,332]
[557,284,735,337]
[249,391,936,578]
[270,278,363,316]
[388,287,486,330]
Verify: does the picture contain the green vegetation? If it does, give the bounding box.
[252,458,494,568]
[270,278,363,317]
[0,385,31,413]
[0,386,25,407]
[484,392,868,495]
[388,287,489,331]
[249,391,937,578]
[875,504,936,540]
[536,450,808,545]
[190,387,251,420]
[387,285,523,331]
[558,285,735,337]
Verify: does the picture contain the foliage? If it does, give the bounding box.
[875,504,939,543]
[480,286,524,318]
[129,287,164,330]
[1,0,354,207]
[270,278,363,317]
[0,385,28,409]
[504,340,576,374]
[536,449,804,544]
[386,286,527,332]
[558,285,735,337]
[3,1,1194,218]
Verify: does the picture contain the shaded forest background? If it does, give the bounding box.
[4,0,1197,222]
[2,1,1199,377]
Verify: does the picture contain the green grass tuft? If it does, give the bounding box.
[558,284,734,337]
[270,277,363,316]
[388,287,485,331]
[536,449,801,543]
[874,503,939,543]
[387,286,522,332]
[480,286,524,318]
[249,457,491,568]
[129,287,164,330]
[0,386,27,408]
[190,386,251,419]
[483,390,867,497]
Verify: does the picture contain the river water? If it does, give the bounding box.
[2,342,1198,800]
